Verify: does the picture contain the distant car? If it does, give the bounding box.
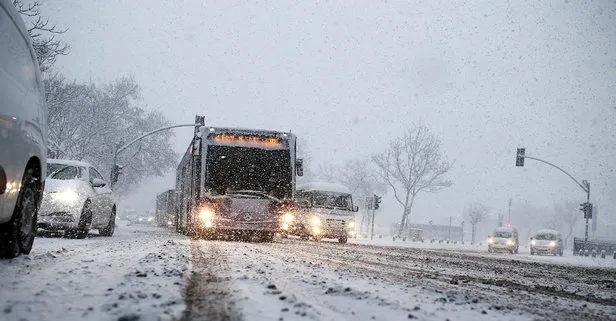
[0,0,47,258]
[487,227,519,254]
[126,215,155,226]
[530,229,564,256]
[38,160,116,238]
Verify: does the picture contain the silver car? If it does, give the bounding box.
[530,229,564,256]
[0,0,47,258]
[38,160,117,238]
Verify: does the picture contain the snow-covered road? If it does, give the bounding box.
[1,226,615,321]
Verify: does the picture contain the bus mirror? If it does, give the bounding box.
[353,205,359,212]
[296,159,304,176]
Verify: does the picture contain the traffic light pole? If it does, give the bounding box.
[110,121,205,188]
[517,153,591,245]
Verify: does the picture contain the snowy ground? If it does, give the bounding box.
[0,223,190,321]
[1,226,615,321]
[351,237,616,269]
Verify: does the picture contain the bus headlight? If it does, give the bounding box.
[488,238,494,244]
[198,207,215,228]
[281,212,294,223]
[549,241,556,247]
[531,240,537,246]
[347,220,355,229]
[507,239,515,246]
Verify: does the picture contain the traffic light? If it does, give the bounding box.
[516,148,525,167]
[580,202,593,219]
[373,194,382,210]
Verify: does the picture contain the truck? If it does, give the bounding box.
[155,189,175,227]
[287,182,358,244]
[175,119,303,242]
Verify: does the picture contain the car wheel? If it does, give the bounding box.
[0,170,40,258]
[67,202,92,239]
[338,236,348,244]
[99,207,116,237]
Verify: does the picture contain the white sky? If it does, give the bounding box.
[44,0,616,227]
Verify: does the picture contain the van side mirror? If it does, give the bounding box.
[296,158,304,176]
[530,237,534,240]
[353,205,359,212]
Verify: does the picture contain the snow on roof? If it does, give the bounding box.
[47,158,92,168]
[296,182,351,194]
[530,229,561,236]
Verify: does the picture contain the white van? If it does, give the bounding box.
[289,182,358,243]
[0,0,47,257]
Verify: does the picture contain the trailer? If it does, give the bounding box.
[155,189,176,227]
[175,117,303,241]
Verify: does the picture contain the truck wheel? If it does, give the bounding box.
[99,208,116,237]
[67,202,92,239]
[0,171,39,257]
[338,236,348,244]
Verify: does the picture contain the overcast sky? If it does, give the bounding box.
[44,0,615,228]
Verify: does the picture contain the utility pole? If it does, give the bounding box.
[515,148,592,249]
[448,216,452,240]
[370,204,376,240]
[364,196,373,238]
[508,197,512,224]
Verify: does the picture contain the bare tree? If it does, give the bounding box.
[465,202,489,244]
[553,201,579,248]
[372,126,453,236]
[46,76,177,196]
[13,0,69,72]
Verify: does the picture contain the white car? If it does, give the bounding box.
[38,159,116,238]
[0,0,47,258]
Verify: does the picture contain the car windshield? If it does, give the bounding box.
[494,231,513,238]
[47,163,67,177]
[49,166,80,180]
[534,233,557,241]
[2,1,614,320]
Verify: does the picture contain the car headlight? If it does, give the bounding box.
[531,240,537,246]
[347,220,355,228]
[50,190,79,204]
[488,238,494,244]
[549,241,556,247]
[281,212,294,223]
[506,239,514,246]
[310,216,322,226]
